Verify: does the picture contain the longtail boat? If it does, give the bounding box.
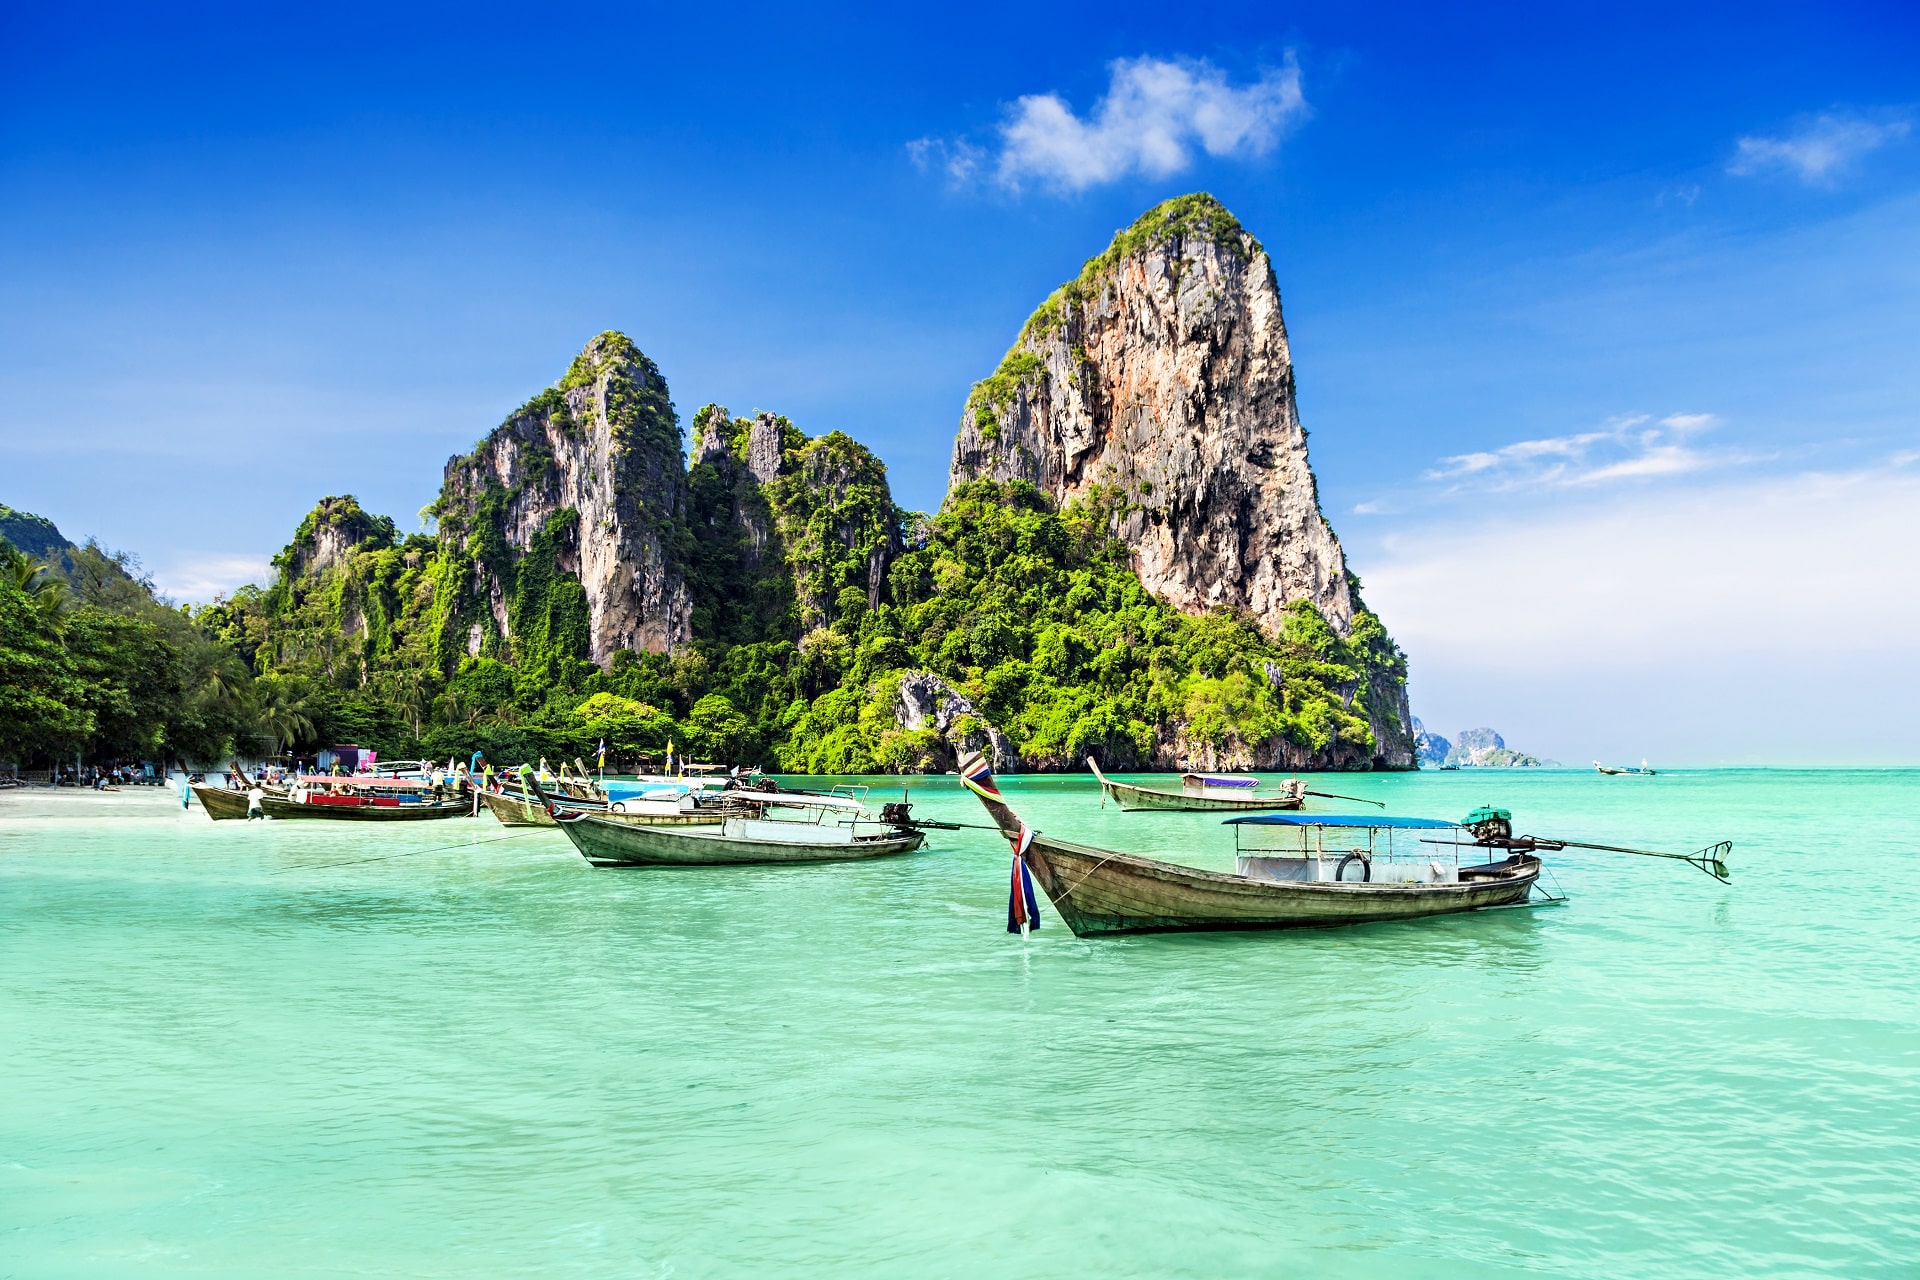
[962,753,1729,937]
[189,783,253,820]
[260,777,473,821]
[969,782,1536,935]
[1086,757,1305,812]
[477,788,563,827]
[532,778,925,868]
[477,786,613,828]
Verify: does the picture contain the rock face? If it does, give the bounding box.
[1412,718,1452,768]
[894,671,1021,770]
[948,194,1413,769]
[437,333,692,666]
[687,406,902,639]
[692,407,783,574]
[1441,727,1545,768]
[949,193,1353,636]
[284,496,395,579]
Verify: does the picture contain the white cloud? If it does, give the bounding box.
[151,552,270,604]
[1355,461,1920,764]
[1424,412,1728,491]
[906,136,983,186]
[980,55,1306,193]
[1728,113,1911,185]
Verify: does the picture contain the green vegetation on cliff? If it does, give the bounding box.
[29,293,1404,774]
[774,481,1398,772]
[190,455,1398,775]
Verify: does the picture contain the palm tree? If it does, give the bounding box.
[200,655,250,710]
[257,686,315,756]
[393,669,430,740]
[2,544,68,630]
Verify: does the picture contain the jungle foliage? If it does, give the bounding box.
[0,536,260,768]
[192,441,1400,773]
[25,305,1404,775]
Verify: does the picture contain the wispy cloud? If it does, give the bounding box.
[906,136,984,187]
[1424,413,1730,492]
[913,55,1308,195]
[1728,112,1911,186]
[151,552,270,604]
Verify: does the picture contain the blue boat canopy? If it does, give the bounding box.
[1224,814,1461,829]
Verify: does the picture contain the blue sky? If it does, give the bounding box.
[4,1,1917,763]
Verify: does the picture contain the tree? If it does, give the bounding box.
[257,681,316,756]
[0,573,87,762]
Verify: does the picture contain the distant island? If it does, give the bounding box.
[1,195,1418,776]
[1413,720,1552,768]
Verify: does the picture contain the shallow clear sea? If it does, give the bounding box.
[2,769,1915,1277]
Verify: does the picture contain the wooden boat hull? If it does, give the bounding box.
[478,788,660,827]
[190,784,253,820]
[1022,834,1538,935]
[967,780,1535,936]
[478,789,561,827]
[1101,780,1304,812]
[261,795,473,821]
[554,812,923,868]
[1087,758,1303,812]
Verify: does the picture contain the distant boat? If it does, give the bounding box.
[1086,757,1305,812]
[1595,759,1658,776]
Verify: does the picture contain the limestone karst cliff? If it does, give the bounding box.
[232,199,1417,772]
[950,193,1351,634]
[435,332,693,668]
[949,194,1413,769]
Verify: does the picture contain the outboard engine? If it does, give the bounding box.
[880,801,914,829]
[1462,805,1514,842]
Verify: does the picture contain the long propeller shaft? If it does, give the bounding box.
[1304,789,1387,808]
[1531,835,1733,883]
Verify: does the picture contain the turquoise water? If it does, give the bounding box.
[2,770,1915,1277]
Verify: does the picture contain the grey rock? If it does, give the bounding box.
[1442,726,1544,769]
[947,196,1412,769]
[1412,718,1452,767]
[948,204,1353,638]
[895,670,1021,772]
[438,333,692,666]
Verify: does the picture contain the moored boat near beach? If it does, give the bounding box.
[969,773,1537,936]
[477,786,613,827]
[258,777,473,821]
[534,780,925,867]
[261,794,473,820]
[189,783,253,820]
[963,752,1729,937]
[1086,757,1305,812]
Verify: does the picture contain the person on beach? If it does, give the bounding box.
[247,782,265,820]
